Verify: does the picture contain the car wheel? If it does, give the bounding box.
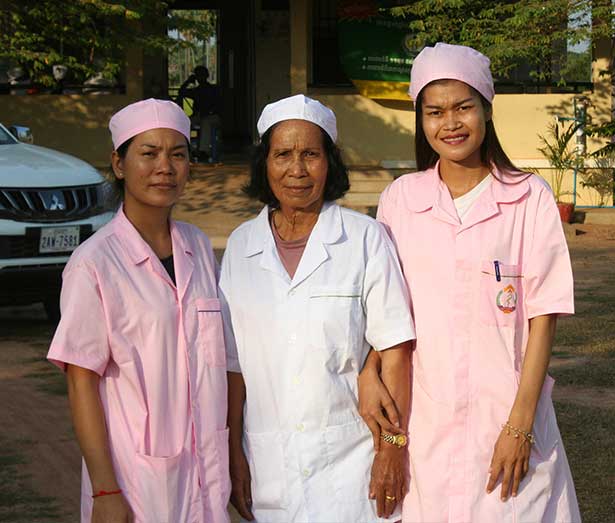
[43,293,61,324]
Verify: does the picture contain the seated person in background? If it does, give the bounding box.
[178,65,221,160]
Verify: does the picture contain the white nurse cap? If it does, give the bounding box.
[256,94,338,142]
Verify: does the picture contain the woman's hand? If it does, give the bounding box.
[227,372,253,519]
[358,364,405,451]
[369,445,407,518]
[486,315,557,501]
[67,365,128,521]
[229,445,254,521]
[486,428,532,501]
[91,493,133,522]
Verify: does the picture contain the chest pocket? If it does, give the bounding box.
[308,285,362,372]
[196,298,226,367]
[479,261,524,327]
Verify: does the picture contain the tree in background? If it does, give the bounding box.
[389,0,615,173]
[388,0,613,84]
[0,0,214,89]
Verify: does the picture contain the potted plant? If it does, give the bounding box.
[537,120,582,222]
[579,157,615,206]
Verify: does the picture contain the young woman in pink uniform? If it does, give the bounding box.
[47,99,232,522]
[359,43,581,522]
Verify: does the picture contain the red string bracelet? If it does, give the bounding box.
[92,489,122,498]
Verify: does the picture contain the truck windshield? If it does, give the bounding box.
[0,127,18,145]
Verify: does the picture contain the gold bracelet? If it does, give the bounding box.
[502,421,535,445]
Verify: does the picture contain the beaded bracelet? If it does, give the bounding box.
[92,489,122,499]
[502,421,535,445]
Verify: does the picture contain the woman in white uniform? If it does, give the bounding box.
[220,95,416,523]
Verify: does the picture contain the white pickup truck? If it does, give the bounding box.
[0,123,114,321]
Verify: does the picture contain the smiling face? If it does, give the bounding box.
[111,128,190,211]
[420,79,490,168]
[266,119,328,213]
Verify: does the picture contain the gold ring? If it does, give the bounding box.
[385,495,396,501]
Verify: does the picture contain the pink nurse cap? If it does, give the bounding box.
[409,43,494,103]
[257,94,338,142]
[109,98,191,149]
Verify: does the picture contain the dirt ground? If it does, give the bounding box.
[1,167,614,522]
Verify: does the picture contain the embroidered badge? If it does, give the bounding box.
[496,284,517,314]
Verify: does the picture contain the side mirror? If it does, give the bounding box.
[8,125,33,144]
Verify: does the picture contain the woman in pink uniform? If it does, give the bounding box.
[360,43,581,522]
[47,99,232,522]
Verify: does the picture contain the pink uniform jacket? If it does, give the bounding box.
[48,208,232,523]
[378,165,581,523]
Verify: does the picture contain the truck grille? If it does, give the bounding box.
[0,185,103,222]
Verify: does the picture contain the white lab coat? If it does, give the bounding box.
[220,202,415,523]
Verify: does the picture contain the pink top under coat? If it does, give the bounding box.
[270,213,309,279]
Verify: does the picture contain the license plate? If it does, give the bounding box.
[39,226,81,253]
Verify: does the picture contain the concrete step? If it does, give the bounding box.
[347,168,396,193]
[339,192,381,207]
[562,223,584,241]
[342,168,399,212]
[348,168,399,180]
[582,208,615,225]
[347,180,392,193]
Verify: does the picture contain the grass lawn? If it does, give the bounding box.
[555,403,615,522]
[0,437,62,522]
[548,239,615,523]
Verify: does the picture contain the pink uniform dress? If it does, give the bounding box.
[377,164,581,523]
[47,208,232,523]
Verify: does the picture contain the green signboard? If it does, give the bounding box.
[337,2,418,99]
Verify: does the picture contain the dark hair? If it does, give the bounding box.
[112,137,133,197]
[415,81,523,176]
[244,123,350,206]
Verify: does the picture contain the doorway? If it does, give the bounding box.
[167,1,255,159]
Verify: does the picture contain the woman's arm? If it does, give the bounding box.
[178,74,196,94]
[66,364,133,522]
[227,372,254,521]
[358,349,405,451]
[379,342,411,434]
[368,341,412,518]
[486,314,557,501]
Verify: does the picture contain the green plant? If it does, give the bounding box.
[579,157,615,206]
[587,120,615,159]
[537,120,582,202]
[0,1,216,88]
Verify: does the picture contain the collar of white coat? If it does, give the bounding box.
[244,200,344,257]
[404,160,531,213]
[112,205,194,264]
